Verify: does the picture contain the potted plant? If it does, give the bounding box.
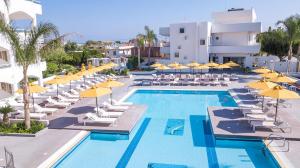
[0,105,14,125]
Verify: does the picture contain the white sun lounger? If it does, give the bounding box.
[33,104,58,115]
[62,91,79,98]
[97,109,123,118]
[57,95,78,103]
[102,102,128,111]
[246,113,274,121]
[108,99,133,106]
[70,89,80,95]
[241,109,264,116]
[250,121,291,132]
[16,110,47,120]
[47,97,71,107]
[84,113,117,126]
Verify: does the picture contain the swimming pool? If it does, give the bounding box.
[54,90,279,168]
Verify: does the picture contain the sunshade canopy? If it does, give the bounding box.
[260,86,300,99]
[80,86,111,98]
[194,65,210,70]
[16,84,47,94]
[44,76,70,85]
[205,61,219,67]
[150,62,163,68]
[215,64,231,69]
[247,78,278,90]
[96,79,124,88]
[155,65,170,70]
[260,71,279,79]
[252,67,271,74]
[225,61,240,67]
[270,74,298,83]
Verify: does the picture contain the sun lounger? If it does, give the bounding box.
[70,89,80,95]
[6,99,25,108]
[250,121,291,132]
[84,112,117,125]
[62,91,79,98]
[16,110,47,120]
[47,97,71,107]
[238,104,261,109]
[97,109,123,118]
[246,113,274,121]
[242,109,264,116]
[33,104,58,115]
[57,95,78,103]
[102,102,128,111]
[108,99,133,106]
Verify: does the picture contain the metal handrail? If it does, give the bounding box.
[264,133,289,152]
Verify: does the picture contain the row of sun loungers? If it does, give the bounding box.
[84,99,133,126]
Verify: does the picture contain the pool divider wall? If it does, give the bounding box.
[37,131,89,168]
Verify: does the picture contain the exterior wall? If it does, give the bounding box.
[169,22,198,64]
[0,0,45,98]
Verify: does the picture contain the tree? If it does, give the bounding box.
[0,105,14,125]
[136,34,145,69]
[0,20,59,129]
[45,47,71,70]
[144,26,157,64]
[64,41,78,52]
[257,27,289,60]
[276,15,300,72]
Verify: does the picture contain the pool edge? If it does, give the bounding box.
[37,131,90,168]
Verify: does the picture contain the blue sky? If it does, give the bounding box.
[39,0,300,42]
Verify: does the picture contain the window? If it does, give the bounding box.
[113,51,117,55]
[215,36,219,40]
[174,52,179,58]
[200,39,205,45]
[177,45,181,49]
[184,36,188,40]
[179,28,185,33]
[184,56,187,60]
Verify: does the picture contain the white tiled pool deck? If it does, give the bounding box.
[0,73,300,168]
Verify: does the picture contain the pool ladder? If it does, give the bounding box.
[262,134,289,154]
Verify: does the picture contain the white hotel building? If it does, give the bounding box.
[0,0,46,99]
[159,8,262,68]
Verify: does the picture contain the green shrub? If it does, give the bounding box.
[61,64,78,74]
[0,121,45,134]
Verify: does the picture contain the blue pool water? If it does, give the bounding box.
[54,90,279,168]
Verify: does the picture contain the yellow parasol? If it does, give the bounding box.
[260,86,300,122]
[66,73,82,91]
[186,61,200,68]
[252,67,271,74]
[270,74,297,84]
[155,65,170,70]
[16,83,47,112]
[45,76,70,96]
[260,71,279,79]
[247,78,278,90]
[247,78,279,110]
[168,62,180,68]
[80,86,111,113]
[225,61,240,67]
[205,61,219,67]
[95,79,124,104]
[215,64,231,69]
[150,62,163,68]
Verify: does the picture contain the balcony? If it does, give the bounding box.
[212,22,261,33]
[159,27,170,36]
[209,45,260,54]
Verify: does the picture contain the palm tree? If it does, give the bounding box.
[0,105,14,125]
[144,26,157,64]
[276,15,300,73]
[136,34,145,69]
[0,19,59,129]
